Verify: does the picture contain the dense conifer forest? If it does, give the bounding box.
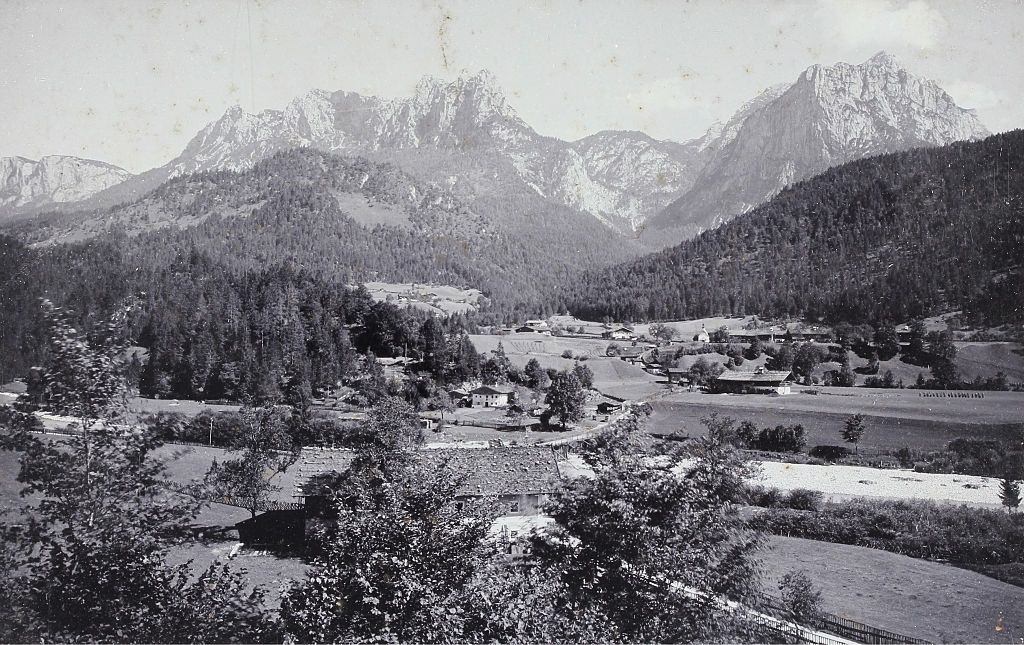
[0,239,480,398]
[568,131,1024,326]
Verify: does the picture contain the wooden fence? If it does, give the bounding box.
[751,592,930,644]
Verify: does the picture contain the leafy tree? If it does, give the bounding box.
[906,319,927,363]
[710,325,731,343]
[545,370,586,430]
[744,336,763,360]
[688,357,725,387]
[999,477,1021,513]
[0,302,277,642]
[359,351,389,403]
[926,330,958,364]
[572,362,594,390]
[873,324,900,361]
[767,345,795,371]
[524,357,549,390]
[280,412,496,643]
[650,323,676,344]
[930,359,960,390]
[351,395,424,458]
[842,414,866,453]
[201,406,298,518]
[532,416,763,642]
[778,570,823,624]
[792,344,824,383]
[832,357,856,387]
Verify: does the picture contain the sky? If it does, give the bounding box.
[2,0,1023,173]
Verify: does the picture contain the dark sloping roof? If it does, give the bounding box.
[716,370,793,384]
[294,446,562,498]
[618,347,645,357]
[471,385,513,395]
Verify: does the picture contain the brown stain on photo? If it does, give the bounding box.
[437,6,454,71]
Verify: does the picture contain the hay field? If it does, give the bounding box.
[761,535,1024,643]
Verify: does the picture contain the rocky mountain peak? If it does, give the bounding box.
[0,155,133,213]
[645,52,990,244]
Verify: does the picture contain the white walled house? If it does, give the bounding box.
[470,385,514,408]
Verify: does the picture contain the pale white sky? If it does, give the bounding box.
[2,0,1022,173]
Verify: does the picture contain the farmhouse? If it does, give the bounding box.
[788,325,834,343]
[665,367,692,385]
[727,327,783,343]
[617,346,646,363]
[470,384,514,408]
[294,445,563,517]
[596,401,623,415]
[602,327,635,341]
[715,366,794,395]
[515,325,544,334]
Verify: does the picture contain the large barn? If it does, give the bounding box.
[715,367,794,395]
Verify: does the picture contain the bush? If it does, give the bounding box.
[144,411,244,447]
[750,424,806,453]
[786,489,823,511]
[779,571,823,624]
[809,445,851,461]
[752,498,1024,567]
[745,484,786,508]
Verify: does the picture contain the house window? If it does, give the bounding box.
[509,501,520,513]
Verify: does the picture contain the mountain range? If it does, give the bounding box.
[0,52,989,247]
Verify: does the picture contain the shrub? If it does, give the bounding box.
[745,484,786,508]
[752,499,1024,567]
[786,489,823,511]
[809,445,851,461]
[778,571,823,624]
[750,424,806,453]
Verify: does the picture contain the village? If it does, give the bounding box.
[4,304,1024,641]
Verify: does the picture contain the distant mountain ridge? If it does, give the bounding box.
[2,52,990,243]
[644,52,989,242]
[0,155,131,212]
[16,147,642,320]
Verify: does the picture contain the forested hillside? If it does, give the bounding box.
[15,148,639,322]
[0,238,480,400]
[570,130,1024,326]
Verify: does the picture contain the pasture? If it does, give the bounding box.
[469,333,663,400]
[363,281,482,316]
[761,535,1024,643]
[650,387,1024,451]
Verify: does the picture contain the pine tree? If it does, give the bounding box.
[842,414,866,453]
[999,476,1021,513]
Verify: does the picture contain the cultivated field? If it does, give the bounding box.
[761,535,1024,643]
[650,387,1024,451]
[469,333,663,400]
[751,460,1006,508]
[363,281,482,316]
